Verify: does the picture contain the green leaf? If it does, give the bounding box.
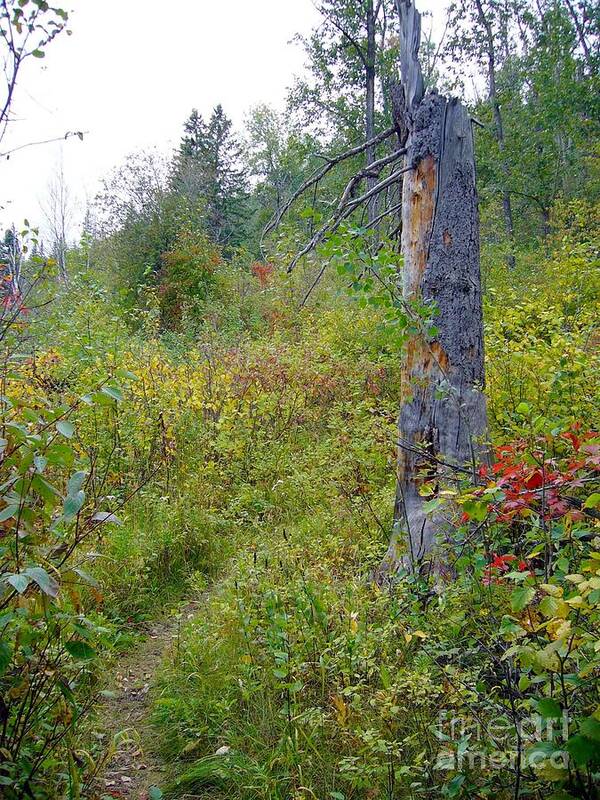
[71,567,99,588]
[566,734,600,767]
[56,420,74,438]
[67,471,86,495]
[33,455,47,473]
[63,490,85,520]
[92,391,116,406]
[536,697,562,719]
[0,504,19,522]
[31,48,45,58]
[25,567,59,598]
[580,716,600,742]
[58,679,76,703]
[32,474,61,503]
[511,586,536,613]
[443,774,465,797]
[462,498,488,522]
[101,386,123,402]
[65,640,96,660]
[589,588,600,604]
[539,595,560,618]
[423,498,443,514]
[148,788,163,800]
[583,492,600,509]
[518,674,531,691]
[45,442,74,467]
[525,740,558,765]
[0,641,12,674]
[516,402,531,415]
[21,408,40,423]
[116,368,138,381]
[6,573,30,594]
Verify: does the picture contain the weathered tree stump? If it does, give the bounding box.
[381,0,489,573]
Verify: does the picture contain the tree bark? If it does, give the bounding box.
[380,0,489,574]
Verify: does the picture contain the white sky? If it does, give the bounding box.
[0,0,447,238]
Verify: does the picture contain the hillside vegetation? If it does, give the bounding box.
[0,0,598,798]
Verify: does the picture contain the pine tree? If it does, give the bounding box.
[173,105,248,248]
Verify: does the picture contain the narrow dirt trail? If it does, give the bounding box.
[93,601,201,799]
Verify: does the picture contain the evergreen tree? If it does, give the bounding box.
[173,105,248,248]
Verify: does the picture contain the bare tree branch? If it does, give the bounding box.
[0,130,86,160]
[287,163,412,272]
[263,125,397,238]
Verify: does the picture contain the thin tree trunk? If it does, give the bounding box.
[379,0,489,575]
[474,0,516,270]
[366,0,378,224]
[563,0,592,71]
[541,205,551,238]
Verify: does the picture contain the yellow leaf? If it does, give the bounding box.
[565,574,585,583]
[540,583,563,597]
[546,619,571,640]
[565,595,585,608]
[332,694,348,726]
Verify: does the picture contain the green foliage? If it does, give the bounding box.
[287,0,396,138]
[0,1,598,796]
[172,105,249,249]
[447,0,599,251]
[157,226,223,328]
[0,349,128,795]
[1,190,596,798]
[485,200,600,436]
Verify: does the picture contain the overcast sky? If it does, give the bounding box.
[0,0,447,238]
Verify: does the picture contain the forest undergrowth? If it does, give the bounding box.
[0,199,598,800]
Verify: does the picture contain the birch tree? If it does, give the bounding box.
[41,160,73,282]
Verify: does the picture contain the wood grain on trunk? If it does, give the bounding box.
[381,0,490,573]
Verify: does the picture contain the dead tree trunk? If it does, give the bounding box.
[381,0,489,574]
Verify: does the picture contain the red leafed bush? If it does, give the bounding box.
[483,553,531,585]
[460,427,600,526]
[251,262,274,287]
[489,429,599,522]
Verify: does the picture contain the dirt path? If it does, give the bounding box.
[93,601,200,799]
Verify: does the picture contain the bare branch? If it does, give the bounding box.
[287,163,412,272]
[0,130,86,160]
[263,125,397,238]
[364,200,403,230]
[337,146,406,209]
